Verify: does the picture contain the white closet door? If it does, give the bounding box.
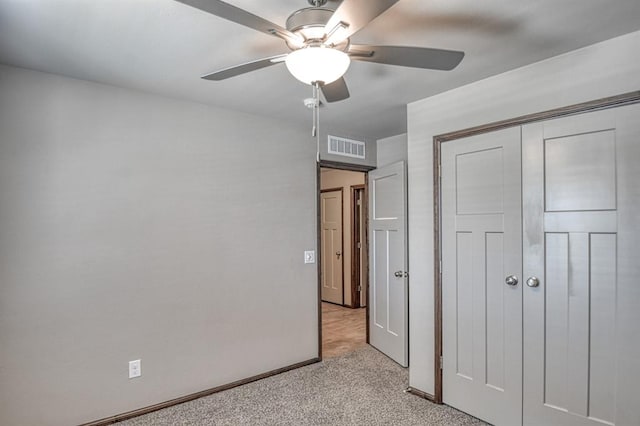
[441,127,522,425]
[522,104,640,426]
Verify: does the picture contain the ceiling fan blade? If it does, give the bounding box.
[175,0,302,44]
[324,0,399,45]
[349,44,465,71]
[320,78,350,103]
[202,55,287,81]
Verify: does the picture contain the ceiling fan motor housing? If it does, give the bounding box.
[285,7,348,51]
[307,0,328,7]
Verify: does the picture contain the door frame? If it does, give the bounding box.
[431,91,640,403]
[320,187,345,306]
[350,184,366,309]
[317,160,374,359]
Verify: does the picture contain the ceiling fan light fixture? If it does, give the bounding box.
[285,46,350,85]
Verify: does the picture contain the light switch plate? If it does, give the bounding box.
[304,250,315,264]
[129,359,141,379]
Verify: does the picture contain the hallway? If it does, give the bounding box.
[322,302,367,358]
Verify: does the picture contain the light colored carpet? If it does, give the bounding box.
[119,346,485,425]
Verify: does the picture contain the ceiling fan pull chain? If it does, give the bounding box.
[311,83,318,137]
[313,82,321,162]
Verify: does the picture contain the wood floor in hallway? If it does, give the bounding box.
[322,302,367,358]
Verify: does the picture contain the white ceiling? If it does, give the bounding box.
[1,0,639,139]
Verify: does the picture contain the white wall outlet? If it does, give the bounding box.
[304,250,315,264]
[128,359,141,379]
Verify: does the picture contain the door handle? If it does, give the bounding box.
[336,251,341,259]
[394,271,408,278]
[526,276,540,288]
[505,275,518,286]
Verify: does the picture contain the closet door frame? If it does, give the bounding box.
[431,90,640,404]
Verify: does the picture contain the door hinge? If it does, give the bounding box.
[357,286,362,292]
[438,163,442,178]
[440,355,443,370]
[439,260,442,274]
[357,242,361,249]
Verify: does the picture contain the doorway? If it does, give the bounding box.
[318,164,369,359]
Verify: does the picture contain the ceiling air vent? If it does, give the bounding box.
[328,135,366,159]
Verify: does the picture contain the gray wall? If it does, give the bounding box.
[407,30,640,395]
[376,133,407,167]
[0,65,318,426]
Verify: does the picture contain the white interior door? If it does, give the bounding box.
[321,189,343,305]
[369,161,408,366]
[522,105,640,426]
[441,127,523,425]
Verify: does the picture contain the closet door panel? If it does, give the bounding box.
[442,127,522,426]
[522,104,640,426]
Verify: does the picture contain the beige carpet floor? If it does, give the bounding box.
[119,345,485,425]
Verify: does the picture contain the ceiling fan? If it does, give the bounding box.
[175,0,465,103]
